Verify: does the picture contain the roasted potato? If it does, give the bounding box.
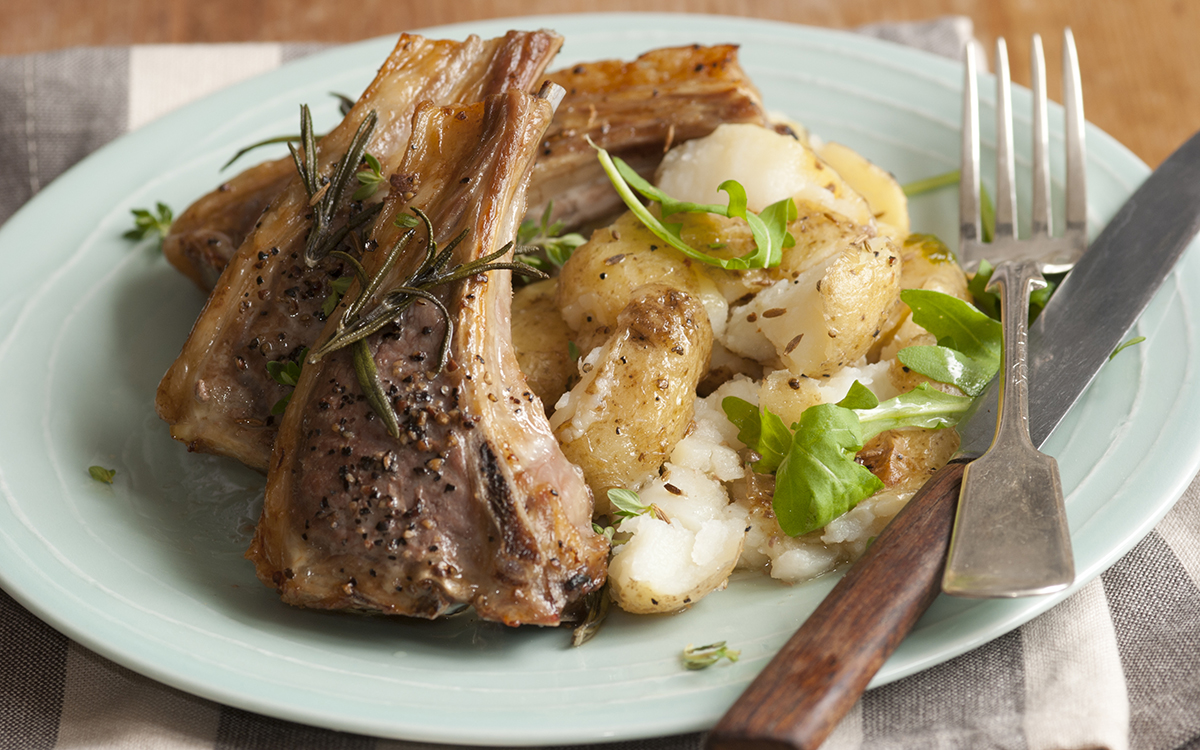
[511,279,576,411]
[550,284,713,500]
[722,236,903,376]
[556,212,728,349]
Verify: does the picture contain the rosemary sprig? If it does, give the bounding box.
[571,584,611,647]
[222,92,358,170]
[309,208,548,435]
[287,103,380,266]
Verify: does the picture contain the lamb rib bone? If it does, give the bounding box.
[156,31,563,472]
[248,86,608,626]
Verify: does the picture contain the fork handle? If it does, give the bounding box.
[989,260,1045,446]
[705,459,967,750]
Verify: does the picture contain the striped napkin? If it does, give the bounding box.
[3,16,1200,750]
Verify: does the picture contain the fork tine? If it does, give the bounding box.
[959,41,982,251]
[1031,34,1052,237]
[994,38,1018,240]
[1063,28,1088,249]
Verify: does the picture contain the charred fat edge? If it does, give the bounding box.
[250,89,608,627]
[155,31,563,472]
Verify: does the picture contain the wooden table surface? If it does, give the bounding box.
[4,0,1199,168]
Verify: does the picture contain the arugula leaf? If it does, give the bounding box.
[591,139,796,270]
[836,381,879,410]
[124,202,174,246]
[1110,336,1146,360]
[682,641,741,670]
[722,396,793,474]
[722,379,973,538]
[902,169,961,197]
[897,288,1002,396]
[855,383,974,444]
[774,403,882,536]
[88,465,116,484]
[900,171,994,241]
[968,258,1057,323]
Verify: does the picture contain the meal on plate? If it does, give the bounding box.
[154,28,992,632]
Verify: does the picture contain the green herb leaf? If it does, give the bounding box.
[900,171,994,241]
[721,396,793,474]
[123,202,174,245]
[855,383,974,444]
[682,641,741,670]
[515,201,587,269]
[88,465,116,484]
[968,259,1056,323]
[567,341,581,362]
[591,139,795,270]
[902,169,961,197]
[267,349,308,415]
[774,403,883,536]
[320,275,355,318]
[607,488,649,518]
[897,289,1002,396]
[1110,336,1146,361]
[836,380,880,410]
[352,152,386,201]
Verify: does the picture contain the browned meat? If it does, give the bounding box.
[248,88,607,626]
[164,44,765,292]
[164,159,294,290]
[528,43,767,229]
[156,31,563,472]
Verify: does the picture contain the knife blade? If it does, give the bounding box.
[706,128,1200,750]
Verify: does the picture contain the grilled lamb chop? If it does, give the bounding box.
[156,31,563,472]
[248,87,607,626]
[163,43,765,292]
[528,43,766,229]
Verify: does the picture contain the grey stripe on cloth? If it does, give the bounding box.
[2,14,1197,750]
[0,47,129,226]
[862,629,1028,749]
[0,589,68,750]
[1104,526,1200,750]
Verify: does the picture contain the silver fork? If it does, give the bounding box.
[942,31,1086,598]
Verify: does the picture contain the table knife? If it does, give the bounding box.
[706,128,1200,750]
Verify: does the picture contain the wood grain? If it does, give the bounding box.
[3,0,1200,167]
[706,459,967,750]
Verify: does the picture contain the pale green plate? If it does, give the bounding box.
[1,13,1197,746]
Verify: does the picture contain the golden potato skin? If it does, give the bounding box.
[556,212,723,350]
[551,284,713,503]
[858,426,961,490]
[511,279,576,411]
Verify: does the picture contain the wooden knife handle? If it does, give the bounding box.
[706,458,967,750]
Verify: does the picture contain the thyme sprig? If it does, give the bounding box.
[309,208,548,435]
[288,104,381,266]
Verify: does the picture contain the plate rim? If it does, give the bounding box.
[0,12,1193,746]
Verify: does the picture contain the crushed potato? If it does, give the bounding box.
[514,119,968,614]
